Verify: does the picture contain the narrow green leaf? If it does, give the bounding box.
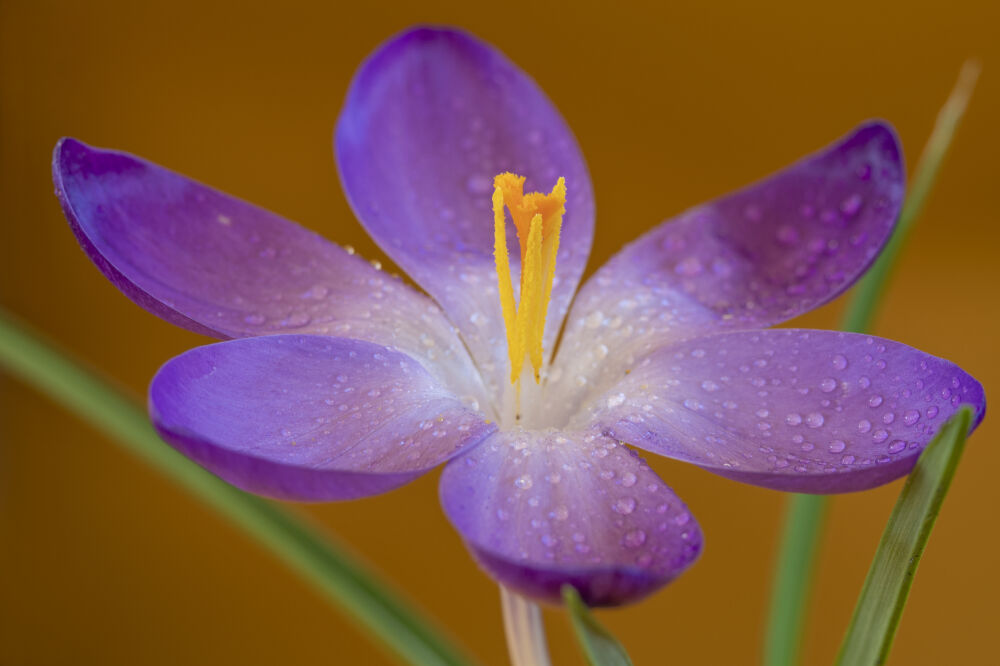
[562,586,633,666]
[763,493,829,666]
[0,309,476,666]
[842,59,980,335]
[836,407,974,665]
[762,60,980,666]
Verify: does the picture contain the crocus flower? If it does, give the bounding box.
[53,26,985,607]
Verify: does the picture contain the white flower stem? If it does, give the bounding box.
[500,586,551,666]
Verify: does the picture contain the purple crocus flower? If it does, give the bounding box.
[53,26,984,607]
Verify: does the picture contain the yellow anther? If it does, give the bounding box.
[492,172,566,384]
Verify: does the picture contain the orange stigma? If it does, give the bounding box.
[492,172,566,384]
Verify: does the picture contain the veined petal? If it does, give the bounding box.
[439,429,702,606]
[149,335,497,501]
[336,27,594,399]
[546,123,903,422]
[53,138,488,406]
[574,329,985,493]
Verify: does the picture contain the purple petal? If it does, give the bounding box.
[548,123,903,417]
[53,138,488,404]
[439,429,702,606]
[574,329,985,493]
[149,335,496,501]
[336,27,594,396]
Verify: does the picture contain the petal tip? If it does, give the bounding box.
[850,119,905,174]
[467,540,703,607]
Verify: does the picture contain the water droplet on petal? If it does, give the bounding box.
[613,497,637,514]
[607,393,626,408]
[466,174,492,194]
[623,529,647,548]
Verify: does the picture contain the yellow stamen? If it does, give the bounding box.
[492,172,566,383]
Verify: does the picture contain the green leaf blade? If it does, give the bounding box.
[836,406,974,665]
[762,60,980,666]
[0,309,476,666]
[562,586,633,666]
[763,493,829,666]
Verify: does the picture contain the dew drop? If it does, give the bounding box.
[613,497,637,514]
[785,413,803,426]
[805,412,825,428]
[301,284,329,300]
[585,310,604,329]
[832,354,848,370]
[465,174,492,194]
[623,529,647,548]
[888,440,906,454]
[674,257,703,276]
[903,409,921,426]
[840,193,863,217]
[776,225,800,245]
[820,377,837,393]
[514,474,533,490]
[828,439,846,453]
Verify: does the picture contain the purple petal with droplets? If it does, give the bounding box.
[549,123,904,418]
[336,27,594,398]
[439,429,702,606]
[150,335,496,501]
[53,138,488,405]
[575,329,985,493]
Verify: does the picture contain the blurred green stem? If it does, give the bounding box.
[0,309,477,666]
[762,60,980,666]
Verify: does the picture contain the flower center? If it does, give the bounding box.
[492,172,566,385]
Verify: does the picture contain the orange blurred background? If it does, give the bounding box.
[2,1,997,663]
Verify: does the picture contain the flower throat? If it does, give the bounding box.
[492,172,566,385]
